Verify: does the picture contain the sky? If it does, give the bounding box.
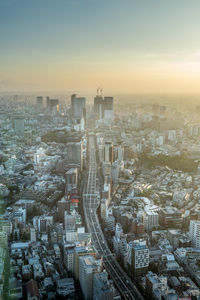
[1,0,200,94]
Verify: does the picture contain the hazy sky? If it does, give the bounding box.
[1,0,200,93]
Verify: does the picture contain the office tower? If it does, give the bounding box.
[94,94,104,120]
[38,216,53,232]
[67,142,83,170]
[159,207,182,228]
[49,99,59,114]
[30,227,37,242]
[46,96,50,108]
[71,94,86,119]
[57,198,70,222]
[189,220,200,248]
[13,115,25,136]
[93,93,114,122]
[111,162,120,183]
[117,146,124,161]
[103,97,114,124]
[104,142,113,164]
[104,97,113,111]
[65,212,76,231]
[65,168,78,192]
[39,218,47,233]
[146,272,168,299]
[14,207,26,224]
[63,243,76,272]
[100,199,107,219]
[113,224,127,261]
[36,96,43,109]
[79,255,102,300]
[73,246,96,280]
[127,240,149,277]
[93,271,114,300]
[143,210,159,232]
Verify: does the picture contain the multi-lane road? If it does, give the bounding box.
[83,134,144,300]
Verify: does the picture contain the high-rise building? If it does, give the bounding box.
[64,212,76,231]
[49,99,59,114]
[189,220,200,248]
[143,210,159,232]
[13,115,25,136]
[79,255,102,300]
[57,198,70,222]
[93,271,114,300]
[30,227,37,242]
[127,240,149,277]
[46,97,59,113]
[63,242,76,273]
[67,142,83,171]
[71,94,86,119]
[104,97,113,111]
[146,271,168,299]
[36,96,43,109]
[117,146,124,161]
[73,246,96,280]
[159,207,182,228]
[93,93,114,122]
[94,95,104,120]
[46,96,50,108]
[65,168,78,192]
[104,142,113,164]
[38,216,53,232]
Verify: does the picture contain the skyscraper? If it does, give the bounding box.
[71,94,86,119]
[64,212,76,231]
[127,239,149,277]
[93,271,114,300]
[13,115,25,136]
[79,255,102,300]
[67,141,83,171]
[104,97,113,111]
[93,93,114,121]
[94,95,104,120]
[36,96,43,110]
[189,220,200,248]
[104,142,113,164]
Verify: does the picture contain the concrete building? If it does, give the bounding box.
[159,207,182,228]
[67,142,83,171]
[71,94,86,119]
[36,96,43,110]
[146,271,168,299]
[66,168,78,191]
[47,98,59,114]
[79,255,102,300]
[143,210,159,231]
[57,198,70,222]
[63,243,76,273]
[13,115,24,136]
[127,240,149,277]
[189,220,200,248]
[93,270,114,300]
[104,142,113,164]
[30,227,37,242]
[65,213,76,231]
[94,94,104,120]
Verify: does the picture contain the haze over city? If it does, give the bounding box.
[1,0,200,94]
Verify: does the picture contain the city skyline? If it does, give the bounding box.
[1,0,200,93]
